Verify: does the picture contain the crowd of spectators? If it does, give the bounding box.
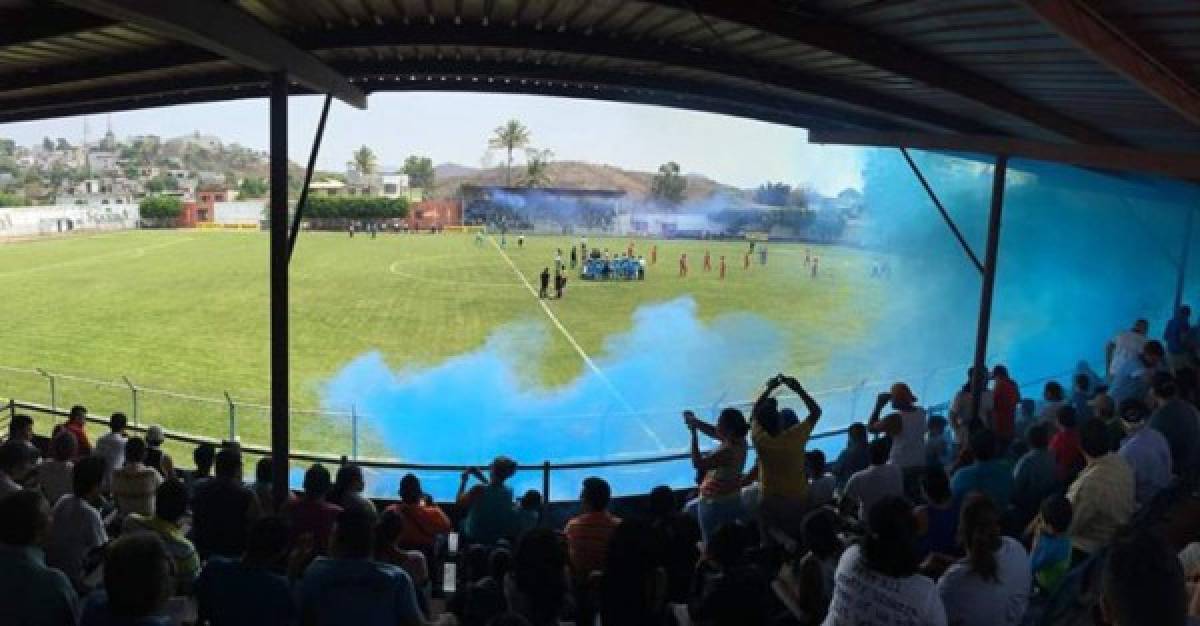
[3,313,1200,625]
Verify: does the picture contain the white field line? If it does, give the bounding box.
[0,237,194,279]
[487,236,667,451]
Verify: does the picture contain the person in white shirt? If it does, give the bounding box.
[38,431,78,506]
[867,382,927,499]
[93,412,128,491]
[111,436,163,517]
[0,439,36,499]
[843,438,903,520]
[1107,319,1149,379]
[938,495,1031,626]
[949,367,994,446]
[823,495,947,626]
[46,455,108,591]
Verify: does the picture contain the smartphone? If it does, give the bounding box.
[443,562,457,594]
[447,532,459,556]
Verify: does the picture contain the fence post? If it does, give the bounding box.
[351,405,359,461]
[36,368,56,411]
[542,461,551,505]
[8,398,14,419]
[122,376,139,426]
[224,391,237,443]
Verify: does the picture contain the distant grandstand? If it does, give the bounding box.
[461,184,625,234]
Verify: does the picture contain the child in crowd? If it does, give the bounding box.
[1038,381,1067,428]
[925,415,951,469]
[1030,495,1073,594]
[517,489,542,534]
[1048,406,1083,482]
[806,451,836,509]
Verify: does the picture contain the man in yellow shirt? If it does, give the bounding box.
[748,375,822,543]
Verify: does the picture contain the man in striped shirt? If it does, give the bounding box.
[565,477,621,581]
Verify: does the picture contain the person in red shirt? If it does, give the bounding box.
[679,253,688,277]
[386,473,452,554]
[565,477,620,582]
[703,250,712,272]
[61,405,92,458]
[991,365,1019,449]
[1049,406,1083,482]
[651,245,657,264]
[284,464,342,555]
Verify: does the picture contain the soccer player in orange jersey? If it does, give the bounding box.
[719,256,726,279]
[679,253,689,277]
[651,245,657,264]
[703,250,712,272]
[743,252,750,270]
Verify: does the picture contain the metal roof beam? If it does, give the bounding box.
[809,129,1200,179]
[1016,0,1200,127]
[675,0,1122,146]
[55,0,366,108]
[0,5,113,48]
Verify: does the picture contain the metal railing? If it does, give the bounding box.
[4,397,849,502]
[2,362,1078,500]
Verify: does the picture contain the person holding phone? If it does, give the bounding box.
[685,408,749,545]
[746,374,823,541]
[456,456,520,545]
[868,382,928,500]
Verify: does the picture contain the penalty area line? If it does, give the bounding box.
[487,237,667,451]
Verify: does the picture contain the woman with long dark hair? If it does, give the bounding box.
[937,495,1031,626]
[824,496,947,624]
[685,408,749,545]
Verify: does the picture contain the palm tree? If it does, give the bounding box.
[351,145,377,178]
[522,148,553,188]
[488,119,531,186]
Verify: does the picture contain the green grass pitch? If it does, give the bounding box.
[0,229,884,461]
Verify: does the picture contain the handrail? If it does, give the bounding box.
[4,398,848,472]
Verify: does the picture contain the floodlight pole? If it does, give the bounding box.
[1174,207,1194,311]
[970,155,1008,421]
[269,71,290,510]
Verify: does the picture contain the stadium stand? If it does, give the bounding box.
[3,337,1200,626]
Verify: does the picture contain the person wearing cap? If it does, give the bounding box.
[867,382,927,500]
[1148,372,1200,476]
[143,425,174,479]
[457,455,520,545]
[1116,399,1172,508]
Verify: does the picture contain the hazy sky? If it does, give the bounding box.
[0,92,864,193]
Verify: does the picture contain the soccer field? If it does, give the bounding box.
[0,229,885,476]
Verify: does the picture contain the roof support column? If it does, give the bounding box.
[970,156,1008,423]
[1175,208,1194,312]
[899,148,984,274]
[269,72,290,509]
[288,94,333,262]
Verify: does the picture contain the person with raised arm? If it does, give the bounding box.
[868,382,928,500]
[685,408,749,545]
[745,374,822,540]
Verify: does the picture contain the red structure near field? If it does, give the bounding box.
[408,199,462,231]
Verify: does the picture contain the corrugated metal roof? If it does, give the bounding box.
[1,0,1197,155]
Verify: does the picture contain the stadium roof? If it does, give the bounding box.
[2,0,1199,176]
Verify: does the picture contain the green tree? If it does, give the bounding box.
[238,177,268,199]
[0,192,24,207]
[651,161,686,206]
[754,181,791,207]
[350,145,377,177]
[138,195,183,220]
[402,155,435,189]
[0,138,14,156]
[488,119,531,186]
[522,148,553,188]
